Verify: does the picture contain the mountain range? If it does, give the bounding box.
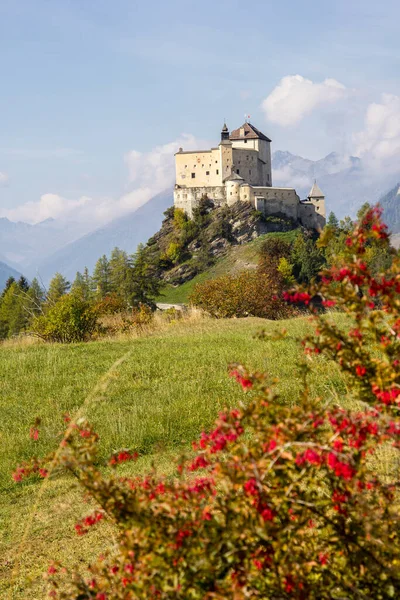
[0,150,399,289]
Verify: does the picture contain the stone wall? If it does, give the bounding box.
[174,182,325,230]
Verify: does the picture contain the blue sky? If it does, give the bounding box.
[0,0,399,225]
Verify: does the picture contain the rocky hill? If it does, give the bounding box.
[144,198,300,288]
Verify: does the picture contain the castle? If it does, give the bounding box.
[174,122,326,230]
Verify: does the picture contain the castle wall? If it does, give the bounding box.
[175,148,222,188]
[240,186,299,220]
[174,185,226,217]
[299,201,326,231]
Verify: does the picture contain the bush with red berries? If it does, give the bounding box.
[15,207,400,598]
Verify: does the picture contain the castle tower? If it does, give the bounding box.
[221,122,229,141]
[308,181,326,218]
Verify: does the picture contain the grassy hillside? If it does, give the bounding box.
[158,230,300,304]
[0,315,346,599]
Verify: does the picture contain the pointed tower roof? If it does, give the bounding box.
[229,122,271,142]
[309,180,325,198]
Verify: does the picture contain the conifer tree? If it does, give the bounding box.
[92,255,111,300]
[327,211,339,229]
[109,247,132,303]
[47,273,71,305]
[26,277,45,316]
[17,276,29,292]
[0,282,27,338]
[71,271,92,301]
[1,276,15,298]
[129,244,161,308]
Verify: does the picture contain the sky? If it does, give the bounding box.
[0,0,399,227]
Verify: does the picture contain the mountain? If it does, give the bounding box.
[34,190,173,284]
[0,217,90,272]
[378,183,400,234]
[0,261,23,292]
[272,151,400,220]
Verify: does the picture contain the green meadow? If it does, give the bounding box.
[0,315,346,599]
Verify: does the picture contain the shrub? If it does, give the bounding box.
[15,207,400,598]
[94,293,126,315]
[165,241,184,264]
[32,294,98,343]
[189,269,291,319]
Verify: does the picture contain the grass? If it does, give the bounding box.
[0,313,346,599]
[158,230,300,304]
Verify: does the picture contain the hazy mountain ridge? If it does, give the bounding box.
[378,183,400,234]
[0,216,90,271]
[272,151,399,219]
[33,190,173,284]
[0,260,23,291]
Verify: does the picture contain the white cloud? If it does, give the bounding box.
[0,135,206,226]
[353,93,400,173]
[261,75,348,126]
[272,165,312,190]
[0,171,9,186]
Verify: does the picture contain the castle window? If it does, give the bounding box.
[206,171,209,175]
[216,169,219,174]
[267,174,270,181]
[249,170,251,175]
[236,169,240,174]
[191,173,195,179]
[215,160,218,163]
[185,165,187,168]
[202,164,204,167]
[244,139,247,144]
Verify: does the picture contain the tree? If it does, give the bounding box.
[109,247,132,303]
[1,276,15,299]
[291,234,325,283]
[26,277,45,317]
[0,282,27,338]
[47,273,70,305]
[92,255,111,300]
[71,270,93,302]
[327,211,339,229]
[17,276,29,292]
[129,244,162,308]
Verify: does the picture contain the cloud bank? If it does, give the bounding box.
[1,134,205,227]
[354,93,400,173]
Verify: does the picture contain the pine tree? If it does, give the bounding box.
[129,244,161,308]
[0,282,27,338]
[109,247,132,303]
[26,277,45,317]
[71,271,92,301]
[1,276,15,299]
[47,273,71,305]
[92,255,111,300]
[17,276,29,292]
[327,212,339,230]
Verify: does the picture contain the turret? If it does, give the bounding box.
[308,180,326,218]
[221,122,229,142]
